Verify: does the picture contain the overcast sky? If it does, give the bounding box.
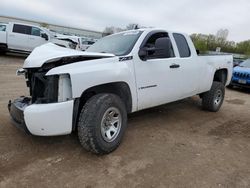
[1,0,250,41]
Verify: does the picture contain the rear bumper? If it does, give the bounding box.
[8,97,74,136]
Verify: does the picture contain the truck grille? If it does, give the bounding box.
[233,72,250,79]
[26,69,59,104]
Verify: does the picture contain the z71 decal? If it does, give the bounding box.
[119,56,133,62]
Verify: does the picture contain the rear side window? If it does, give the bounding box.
[13,24,31,35]
[173,33,191,57]
[0,24,6,31]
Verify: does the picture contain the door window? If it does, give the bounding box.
[31,27,42,36]
[13,24,31,35]
[173,33,191,57]
[142,32,175,59]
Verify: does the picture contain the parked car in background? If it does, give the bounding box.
[55,35,97,51]
[0,22,74,54]
[79,37,96,51]
[233,58,244,67]
[55,34,79,49]
[229,58,250,88]
[9,28,233,154]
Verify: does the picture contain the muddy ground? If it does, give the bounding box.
[0,55,249,188]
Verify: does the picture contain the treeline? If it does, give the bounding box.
[190,33,250,55]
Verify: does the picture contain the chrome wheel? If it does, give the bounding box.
[101,107,122,143]
[214,89,222,107]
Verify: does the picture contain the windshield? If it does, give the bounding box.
[86,30,143,56]
[240,59,250,68]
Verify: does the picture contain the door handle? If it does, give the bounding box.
[170,64,180,69]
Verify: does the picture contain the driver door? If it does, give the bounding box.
[134,32,184,110]
[27,26,47,51]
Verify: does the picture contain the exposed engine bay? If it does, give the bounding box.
[24,55,113,104]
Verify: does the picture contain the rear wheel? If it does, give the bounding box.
[202,81,225,112]
[0,44,7,55]
[77,93,127,154]
[0,49,6,55]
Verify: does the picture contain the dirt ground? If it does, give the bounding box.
[0,54,250,188]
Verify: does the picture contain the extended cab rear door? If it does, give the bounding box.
[7,23,31,51]
[170,33,204,97]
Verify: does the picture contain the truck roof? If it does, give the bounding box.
[119,28,187,36]
[7,22,42,28]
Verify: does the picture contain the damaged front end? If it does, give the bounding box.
[8,59,79,135]
[8,64,67,134]
[8,43,115,135]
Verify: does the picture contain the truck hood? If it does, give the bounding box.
[234,66,250,73]
[23,43,115,68]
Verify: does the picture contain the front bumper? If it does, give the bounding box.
[8,97,74,136]
[231,78,250,89]
[8,97,31,134]
[231,82,250,89]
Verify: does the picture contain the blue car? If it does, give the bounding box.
[230,59,250,88]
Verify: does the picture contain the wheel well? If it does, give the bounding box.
[72,82,132,131]
[213,69,228,85]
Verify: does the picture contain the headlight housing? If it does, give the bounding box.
[58,74,72,102]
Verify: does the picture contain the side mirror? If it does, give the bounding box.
[154,37,172,58]
[41,33,49,41]
[138,47,148,60]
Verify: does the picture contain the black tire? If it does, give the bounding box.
[0,44,7,55]
[77,93,127,154]
[202,81,225,112]
[226,84,233,89]
[0,50,6,55]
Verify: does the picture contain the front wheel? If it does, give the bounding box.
[226,84,234,89]
[0,49,6,55]
[77,93,127,154]
[202,81,225,112]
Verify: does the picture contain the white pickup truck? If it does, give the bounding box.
[8,28,233,154]
[0,22,73,54]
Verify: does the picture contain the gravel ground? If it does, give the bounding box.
[0,54,250,188]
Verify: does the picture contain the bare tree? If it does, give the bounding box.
[126,23,139,30]
[103,23,145,36]
[40,22,49,28]
[103,26,125,36]
[216,29,229,40]
[103,26,115,36]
